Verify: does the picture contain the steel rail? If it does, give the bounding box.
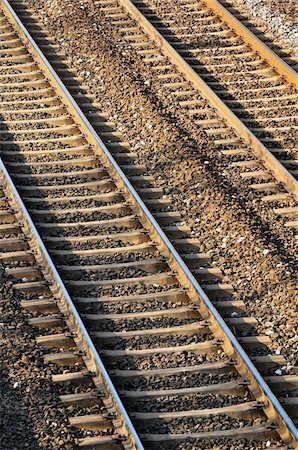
[205,0,298,88]
[2,0,298,446]
[118,0,298,201]
[0,157,143,450]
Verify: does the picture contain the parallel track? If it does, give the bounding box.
[0,0,297,449]
[94,0,298,207]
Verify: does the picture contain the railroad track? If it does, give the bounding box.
[0,162,139,449]
[89,0,298,223]
[0,0,298,449]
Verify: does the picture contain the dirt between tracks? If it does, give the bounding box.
[18,0,298,372]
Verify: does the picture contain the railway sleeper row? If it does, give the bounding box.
[0,184,135,449]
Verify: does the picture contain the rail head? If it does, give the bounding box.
[2,0,298,446]
[118,0,298,201]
